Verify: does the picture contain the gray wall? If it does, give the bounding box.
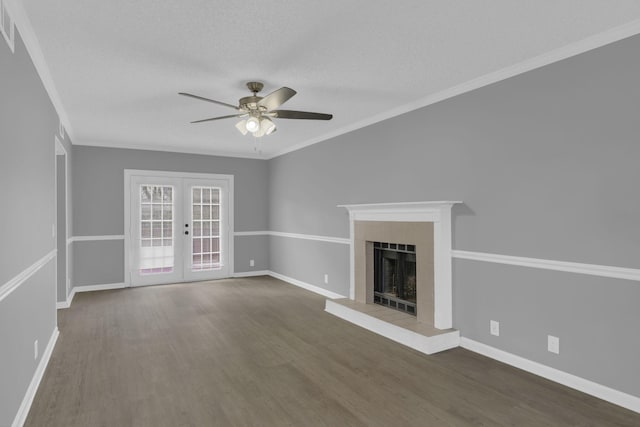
[74,240,124,286]
[269,236,349,296]
[0,29,61,425]
[235,235,269,272]
[71,146,269,286]
[268,34,640,397]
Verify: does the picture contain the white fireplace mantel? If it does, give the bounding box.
[338,201,461,329]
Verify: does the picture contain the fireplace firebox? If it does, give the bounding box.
[373,242,417,315]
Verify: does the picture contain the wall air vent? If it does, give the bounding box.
[0,0,15,53]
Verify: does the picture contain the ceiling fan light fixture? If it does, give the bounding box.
[253,126,266,138]
[260,117,276,135]
[245,116,260,133]
[180,82,332,140]
[235,120,248,135]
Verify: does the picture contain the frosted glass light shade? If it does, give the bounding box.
[261,117,276,135]
[245,117,260,132]
[235,120,248,135]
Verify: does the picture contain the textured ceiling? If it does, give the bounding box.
[19,0,640,158]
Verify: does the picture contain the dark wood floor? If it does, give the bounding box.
[27,276,639,426]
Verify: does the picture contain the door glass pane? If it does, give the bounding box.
[141,205,151,220]
[141,222,151,238]
[152,204,162,220]
[139,185,174,274]
[163,205,172,220]
[191,186,222,271]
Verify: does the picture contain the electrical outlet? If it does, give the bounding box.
[548,335,560,354]
[34,340,38,360]
[249,259,255,267]
[490,320,500,336]
[324,274,329,284]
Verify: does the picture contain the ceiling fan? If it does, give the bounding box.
[179,82,333,137]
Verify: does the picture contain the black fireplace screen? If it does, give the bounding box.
[373,242,417,315]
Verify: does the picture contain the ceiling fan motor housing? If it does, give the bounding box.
[239,95,264,112]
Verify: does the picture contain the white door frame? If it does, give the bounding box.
[55,137,69,303]
[124,169,234,287]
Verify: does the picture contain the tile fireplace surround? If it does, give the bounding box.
[325,202,461,355]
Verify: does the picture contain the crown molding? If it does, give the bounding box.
[75,139,266,160]
[4,0,76,143]
[267,18,640,160]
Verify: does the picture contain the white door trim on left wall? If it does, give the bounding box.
[55,137,70,305]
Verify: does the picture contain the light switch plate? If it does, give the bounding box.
[490,320,500,336]
[548,335,560,354]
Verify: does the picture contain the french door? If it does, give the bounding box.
[126,171,233,286]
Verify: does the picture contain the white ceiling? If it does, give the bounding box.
[18,0,640,158]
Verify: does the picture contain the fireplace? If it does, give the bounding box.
[338,201,460,329]
[326,201,461,355]
[373,242,417,315]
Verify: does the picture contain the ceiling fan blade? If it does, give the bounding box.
[272,110,333,120]
[257,87,297,111]
[190,114,246,124]
[179,92,239,110]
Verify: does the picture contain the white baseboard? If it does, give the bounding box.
[56,288,76,309]
[56,283,124,308]
[267,271,347,299]
[73,282,126,293]
[326,300,459,355]
[460,337,640,414]
[232,270,269,278]
[12,327,59,427]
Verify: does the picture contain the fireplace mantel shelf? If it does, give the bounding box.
[338,201,462,211]
[338,201,462,224]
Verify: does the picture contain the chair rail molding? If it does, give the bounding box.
[452,250,640,282]
[0,249,56,303]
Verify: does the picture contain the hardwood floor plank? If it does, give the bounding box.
[24,276,640,426]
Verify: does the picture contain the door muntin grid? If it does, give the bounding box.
[139,185,174,274]
[191,186,221,271]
